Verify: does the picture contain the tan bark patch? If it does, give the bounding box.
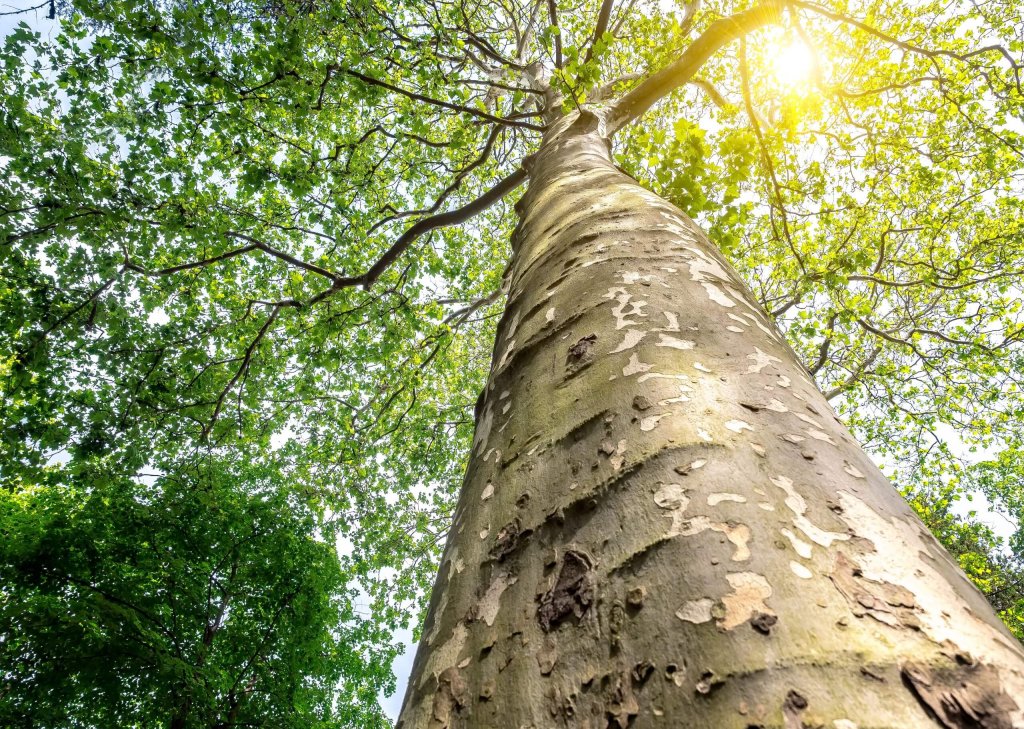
[719,572,774,630]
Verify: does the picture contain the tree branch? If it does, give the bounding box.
[203,305,283,439]
[739,38,805,272]
[344,69,546,131]
[583,0,615,64]
[547,0,563,68]
[359,168,528,289]
[793,0,1023,96]
[607,0,785,132]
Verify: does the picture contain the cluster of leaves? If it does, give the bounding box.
[1,453,395,728]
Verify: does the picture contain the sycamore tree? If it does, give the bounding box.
[2,0,1024,725]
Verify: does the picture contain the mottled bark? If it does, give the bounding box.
[398,112,1024,728]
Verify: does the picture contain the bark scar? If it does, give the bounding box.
[901,658,1018,728]
[537,550,595,631]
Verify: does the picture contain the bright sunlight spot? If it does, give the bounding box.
[771,39,815,88]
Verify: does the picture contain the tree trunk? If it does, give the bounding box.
[397,112,1024,728]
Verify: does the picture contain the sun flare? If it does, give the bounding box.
[772,40,815,88]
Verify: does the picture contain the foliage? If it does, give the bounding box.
[0,453,394,728]
[1,0,1023,723]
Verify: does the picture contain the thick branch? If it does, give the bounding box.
[606,0,785,132]
[300,168,527,308]
[359,168,528,289]
[582,0,615,64]
[125,233,341,283]
[547,0,563,68]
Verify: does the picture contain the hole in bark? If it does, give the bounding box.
[784,690,807,711]
[566,334,598,375]
[751,612,778,635]
[695,670,721,695]
[633,660,655,684]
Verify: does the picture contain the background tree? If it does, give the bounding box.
[1,0,1023,725]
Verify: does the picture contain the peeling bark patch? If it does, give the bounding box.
[708,493,747,506]
[633,660,655,684]
[481,482,494,501]
[702,282,735,307]
[609,291,648,329]
[770,474,849,548]
[537,550,595,631]
[429,667,468,729]
[537,638,558,675]
[790,561,813,579]
[627,585,647,608]
[623,353,653,376]
[901,660,1018,728]
[658,311,681,331]
[830,552,920,629]
[472,404,494,455]
[745,347,782,374]
[695,670,723,695]
[497,340,517,369]
[654,483,690,511]
[676,597,715,624]
[719,572,774,630]
[421,622,468,687]
[781,528,813,559]
[806,428,836,444]
[475,571,518,626]
[566,334,598,374]
[611,328,646,353]
[640,413,669,431]
[843,462,866,479]
[725,419,753,433]
[656,334,696,350]
[722,523,752,561]
[675,459,706,475]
